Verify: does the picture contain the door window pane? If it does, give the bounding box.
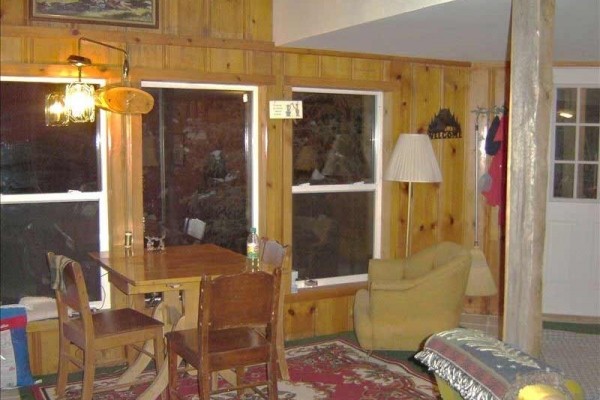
[553,163,574,198]
[555,126,576,160]
[142,86,253,254]
[1,81,100,194]
[556,88,577,122]
[578,164,598,199]
[581,88,600,124]
[579,126,599,161]
[293,192,373,280]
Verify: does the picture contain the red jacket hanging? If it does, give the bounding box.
[483,113,508,225]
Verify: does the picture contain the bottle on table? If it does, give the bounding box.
[246,227,260,271]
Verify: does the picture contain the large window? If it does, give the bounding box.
[292,89,382,286]
[0,77,108,307]
[552,87,600,200]
[141,82,258,254]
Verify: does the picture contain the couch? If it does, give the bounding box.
[353,241,471,351]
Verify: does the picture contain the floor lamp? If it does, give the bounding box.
[385,133,442,258]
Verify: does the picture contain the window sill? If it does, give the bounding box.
[284,281,367,303]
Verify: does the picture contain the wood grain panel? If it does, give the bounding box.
[284,53,319,78]
[209,48,246,73]
[244,0,272,42]
[439,67,468,242]
[352,58,384,81]
[210,0,244,39]
[0,37,24,63]
[129,43,163,70]
[0,0,26,25]
[175,0,205,36]
[321,56,352,80]
[284,301,316,340]
[412,65,442,254]
[166,45,207,71]
[30,37,73,64]
[249,50,272,75]
[315,297,352,336]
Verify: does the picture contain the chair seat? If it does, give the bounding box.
[167,327,270,371]
[63,308,164,350]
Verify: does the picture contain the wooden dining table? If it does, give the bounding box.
[90,243,247,399]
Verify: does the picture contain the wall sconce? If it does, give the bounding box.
[45,37,154,125]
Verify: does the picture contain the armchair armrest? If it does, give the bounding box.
[368,258,406,281]
[370,279,418,291]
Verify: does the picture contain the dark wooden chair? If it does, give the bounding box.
[259,237,290,380]
[166,268,282,400]
[47,252,165,400]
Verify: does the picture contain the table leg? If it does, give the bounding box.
[116,302,169,386]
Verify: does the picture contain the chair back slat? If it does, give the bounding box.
[203,269,281,330]
[47,252,94,335]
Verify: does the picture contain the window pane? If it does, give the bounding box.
[0,202,101,305]
[555,126,576,160]
[292,192,373,280]
[142,88,252,254]
[553,163,574,198]
[0,81,100,194]
[556,88,577,122]
[577,164,598,199]
[581,88,600,124]
[292,92,375,185]
[579,126,599,161]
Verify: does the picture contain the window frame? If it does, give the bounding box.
[0,76,110,309]
[550,68,600,203]
[291,87,383,287]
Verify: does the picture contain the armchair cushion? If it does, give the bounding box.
[354,241,471,351]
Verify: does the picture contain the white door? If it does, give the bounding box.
[543,68,600,318]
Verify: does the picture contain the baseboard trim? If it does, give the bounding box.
[543,313,600,325]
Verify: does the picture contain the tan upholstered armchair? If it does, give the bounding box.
[353,241,471,351]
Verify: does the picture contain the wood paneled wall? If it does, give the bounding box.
[1,0,502,374]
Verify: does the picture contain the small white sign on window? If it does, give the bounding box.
[269,100,303,119]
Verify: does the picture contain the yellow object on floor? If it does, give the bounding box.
[436,376,584,400]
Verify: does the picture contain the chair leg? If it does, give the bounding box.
[55,338,70,398]
[198,368,211,400]
[267,356,279,400]
[167,342,179,400]
[81,348,96,400]
[154,332,165,371]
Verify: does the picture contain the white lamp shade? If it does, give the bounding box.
[384,133,442,182]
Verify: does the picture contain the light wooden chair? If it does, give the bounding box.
[47,253,165,400]
[166,269,282,400]
[259,238,291,380]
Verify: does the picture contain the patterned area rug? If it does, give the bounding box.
[32,339,438,399]
[542,329,600,400]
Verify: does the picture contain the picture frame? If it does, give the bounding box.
[30,1,159,29]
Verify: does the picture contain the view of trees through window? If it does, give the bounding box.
[142,85,254,255]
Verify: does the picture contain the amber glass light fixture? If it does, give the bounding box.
[45,92,69,126]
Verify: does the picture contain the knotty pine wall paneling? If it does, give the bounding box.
[1,0,480,373]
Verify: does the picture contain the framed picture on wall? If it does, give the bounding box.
[30,0,159,28]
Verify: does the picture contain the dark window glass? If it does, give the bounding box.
[0,81,100,194]
[1,202,101,304]
[292,92,375,186]
[292,192,373,280]
[142,87,252,254]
